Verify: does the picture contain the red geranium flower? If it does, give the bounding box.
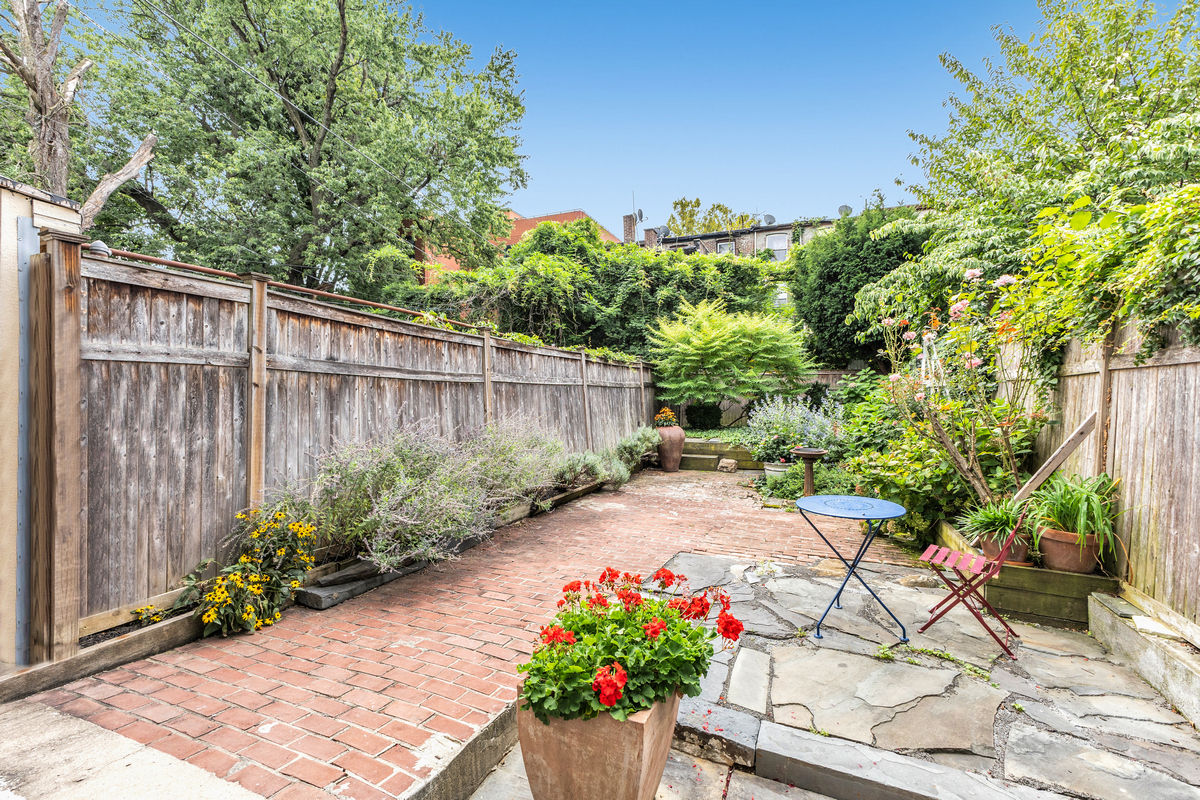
[717,611,744,642]
[643,617,667,639]
[653,568,676,588]
[539,625,576,646]
[563,580,582,593]
[598,567,620,586]
[592,662,627,707]
[667,597,688,613]
[616,587,644,612]
[682,594,711,621]
[588,594,610,610]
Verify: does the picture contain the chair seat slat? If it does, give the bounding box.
[932,547,951,565]
[919,544,939,562]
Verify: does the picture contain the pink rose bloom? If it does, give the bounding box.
[916,352,926,360]
[882,317,895,327]
[995,274,1017,287]
[949,299,969,320]
[902,331,917,341]
[965,356,983,368]
[889,374,902,382]
[922,331,937,342]
[965,268,984,281]
[914,392,925,402]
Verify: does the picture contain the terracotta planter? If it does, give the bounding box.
[981,537,1031,566]
[656,426,685,472]
[518,693,681,800]
[1037,528,1099,574]
[762,462,790,478]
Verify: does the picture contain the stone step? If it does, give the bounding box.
[755,723,1061,800]
[680,454,719,471]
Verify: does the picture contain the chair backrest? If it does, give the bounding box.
[991,506,1031,568]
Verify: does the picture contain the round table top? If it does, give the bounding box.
[795,494,907,521]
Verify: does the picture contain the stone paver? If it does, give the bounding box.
[26,470,898,799]
[726,648,771,713]
[673,550,1200,799]
[726,771,831,799]
[1005,723,1200,800]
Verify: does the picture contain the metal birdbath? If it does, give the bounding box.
[790,447,828,496]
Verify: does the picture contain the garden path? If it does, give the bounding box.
[20,470,903,799]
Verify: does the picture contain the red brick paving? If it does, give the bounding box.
[32,470,911,798]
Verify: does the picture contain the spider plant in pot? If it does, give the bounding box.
[956,499,1032,565]
[1029,474,1122,574]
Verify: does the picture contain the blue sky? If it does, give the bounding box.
[419,0,1047,238]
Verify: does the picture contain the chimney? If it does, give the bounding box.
[644,227,659,249]
[622,214,635,244]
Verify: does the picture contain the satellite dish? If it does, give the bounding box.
[656,225,670,237]
[763,214,776,226]
[838,205,853,217]
[637,209,643,221]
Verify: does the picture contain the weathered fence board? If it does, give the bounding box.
[1040,325,1200,625]
[60,253,653,637]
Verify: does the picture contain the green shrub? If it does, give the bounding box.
[614,427,661,471]
[311,420,562,570]
[554,452,608,489]
[685,402,723,429]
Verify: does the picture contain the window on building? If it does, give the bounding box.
[765,233,789,261]
[716,240,735,255]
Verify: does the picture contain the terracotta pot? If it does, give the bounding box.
[518,693,681,800]
[981,537,1030,565]
[762,462,790,477]
[656,426,685,472]
[1037,528,1099,574]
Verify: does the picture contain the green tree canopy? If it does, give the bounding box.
[422,218,779,355]
[649,299,814,405]
[852,0,1200,355]
[2,0,527,300]
[787,199,928,367]
[666,197,755,235]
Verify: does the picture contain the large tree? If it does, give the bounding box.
[0,0,156,228]
[666,197,755,236]
[852,0,1200,341]
[63,0,525,297]
[788,199,927,368]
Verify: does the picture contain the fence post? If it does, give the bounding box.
[28,230,88,662]
[579,349,593,451]
[482,328,494,425]
[639,362,647,424]
[244,273,269,508]
[1098,323,1116,475]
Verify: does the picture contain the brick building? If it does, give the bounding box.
[625,216,834,262]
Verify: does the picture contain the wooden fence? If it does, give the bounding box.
[28,232,655,662]
[1036,324,1200,626]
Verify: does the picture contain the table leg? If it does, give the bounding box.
[809,517,909,643]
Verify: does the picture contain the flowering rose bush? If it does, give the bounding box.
[518,567,742,724]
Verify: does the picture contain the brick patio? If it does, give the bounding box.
[30,470,912,799]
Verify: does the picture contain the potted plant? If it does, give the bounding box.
[1029,474,1121,574]
[956,499,1032,565]
[653,407,685,472]
[753,434,798,477]
[517,568,742,800]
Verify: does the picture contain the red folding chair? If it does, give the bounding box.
[917,508,1029,659]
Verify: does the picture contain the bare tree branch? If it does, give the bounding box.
[80,134,157,229]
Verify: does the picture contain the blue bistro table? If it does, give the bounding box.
[795,495,909,642]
